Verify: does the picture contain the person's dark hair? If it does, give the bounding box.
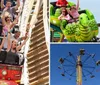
[5,16,11,22]
[12,40,18,49]
[62,9,68,15]
[14,12,19,16]
[62,8,73,19]
[6,0,11,3]
[70,5,76,10]
[14,30,20,34]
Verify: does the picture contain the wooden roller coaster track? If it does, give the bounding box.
[27,1,49,85]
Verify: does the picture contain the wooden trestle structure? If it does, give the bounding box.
[27,2,49,85]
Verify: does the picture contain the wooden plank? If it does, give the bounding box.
[35,18,43,26]
[30,32,45,41]
[31,26,44,33]
[37,14,43,19]
[27,44,47,57]
[31,27,44,37]
[38,8,43,15]
[29,66,49,78]
[29,37,46,47]
[28,54,49,66]
[31,29,44,38]
[28,53,48,64]
[30,37,45,44]
[29,72,48,82]
[37,14,43,20]
[29,40,45,48]
[29,65,48,76]
[28,60,49,72]
[30,77,49,85]
[28,43,47,54]
[28,42,46,52]
[27,50,48,63]
[32,22,43,32]
[28,60,49,73]
[28,42,46,53]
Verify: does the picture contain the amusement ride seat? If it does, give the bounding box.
[0,51,7,64]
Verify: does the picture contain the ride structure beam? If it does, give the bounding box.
[76,56,82,85]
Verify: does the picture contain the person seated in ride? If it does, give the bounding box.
[67,0,80,22]
[2,29,28,51]
[11,30,29,46]
[1,12,18,36]
[1,0,20,21]
[56,0,68,7]
[58,8,74,23]
[11,23,30,42]
[4,28,29,65]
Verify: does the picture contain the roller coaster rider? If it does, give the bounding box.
[1,0,20,21]
[4,28,29,65]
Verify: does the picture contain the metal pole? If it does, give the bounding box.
[77,55,82,85]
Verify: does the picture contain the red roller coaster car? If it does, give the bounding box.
[0,64,23,85]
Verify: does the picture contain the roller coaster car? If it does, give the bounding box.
[50,2,99,42]
[0,50,24,85]
[0,64,23,85]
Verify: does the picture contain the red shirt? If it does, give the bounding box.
[56,0,68,7]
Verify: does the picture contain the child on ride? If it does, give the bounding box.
[67,0,80,22]
[58,7,74,23]
[56,0,68,7]
[1,12,19,36]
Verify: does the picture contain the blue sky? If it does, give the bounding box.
[50,0,100,23]
[50,44,100,85]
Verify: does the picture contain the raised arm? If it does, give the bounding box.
[1,0,5,9]
[58,14,62,20]
[7,29,11,52]
[16,37,29,51]
[10,16,19,28]
[20,33,28,41]
[66,8,71,15]
[0,31,6,51]
[76,0,79,10]
[1,13,7,26]
[14,0,20,10]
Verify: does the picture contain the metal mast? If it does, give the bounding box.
[76,49,85,85]
[58,49,98,85]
